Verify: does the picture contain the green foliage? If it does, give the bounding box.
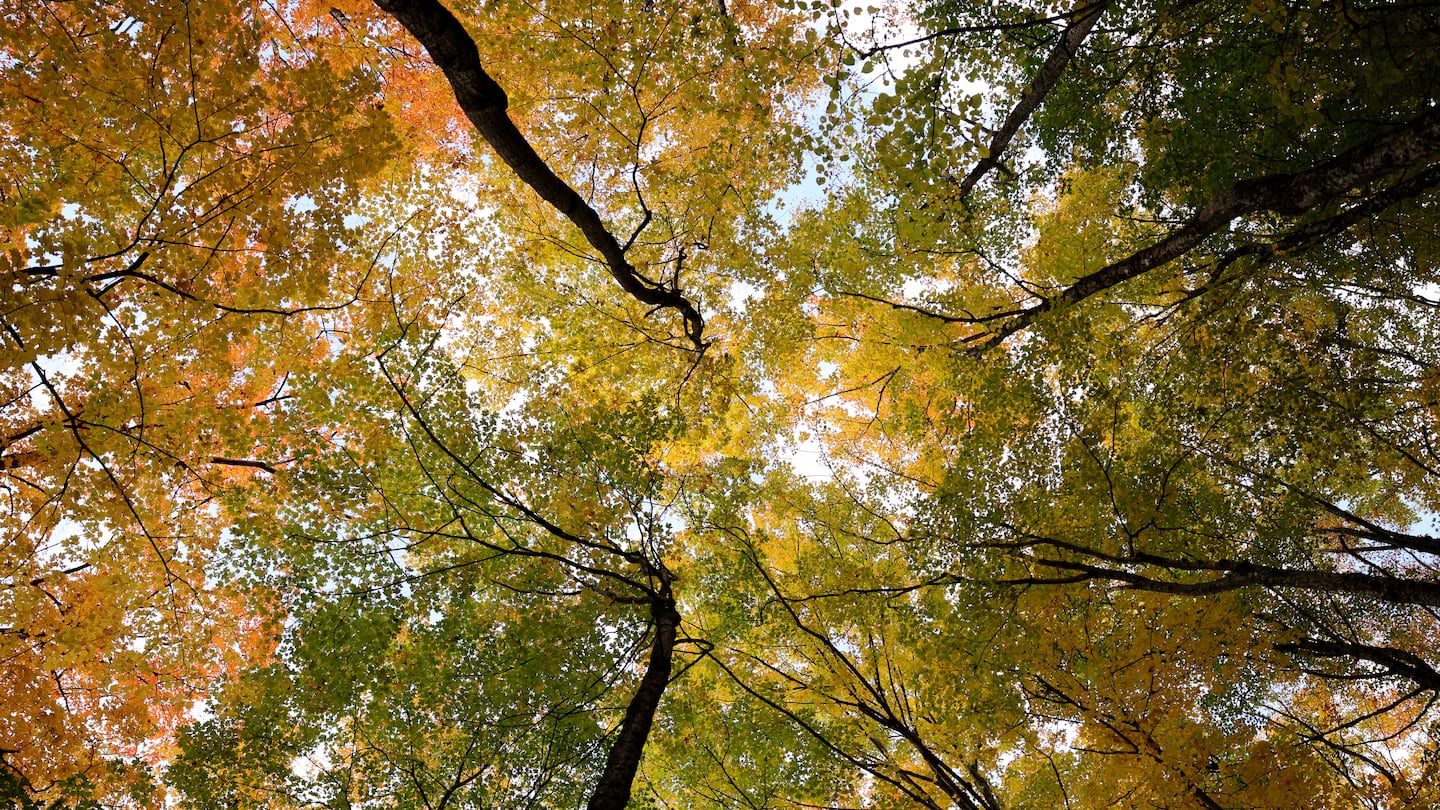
[5,0,1440,808]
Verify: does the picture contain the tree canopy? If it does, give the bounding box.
[4,0,1440,807]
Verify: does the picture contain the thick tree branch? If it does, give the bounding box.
[1013,553,1440,607]
[209,456,278,473]
[1315,499,1440,556]
[983,104,1440,345]
[373,0,707,350]
[958,0,1112,198]
[1277,639,1440,692]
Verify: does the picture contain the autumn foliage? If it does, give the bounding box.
[5,0,1440,807]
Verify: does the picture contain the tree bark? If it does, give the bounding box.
[373,0,706,349]
[585,597,680,810]
[1028,556,1440,607]
[1277,638,1440,691]
[986,104,1440,344]
[958,0,1112,198]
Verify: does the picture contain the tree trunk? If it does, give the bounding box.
[585,597,681,810]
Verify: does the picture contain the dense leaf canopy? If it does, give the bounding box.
[4,0,1440,807]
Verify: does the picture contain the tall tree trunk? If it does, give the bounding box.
[586,597,681,810]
